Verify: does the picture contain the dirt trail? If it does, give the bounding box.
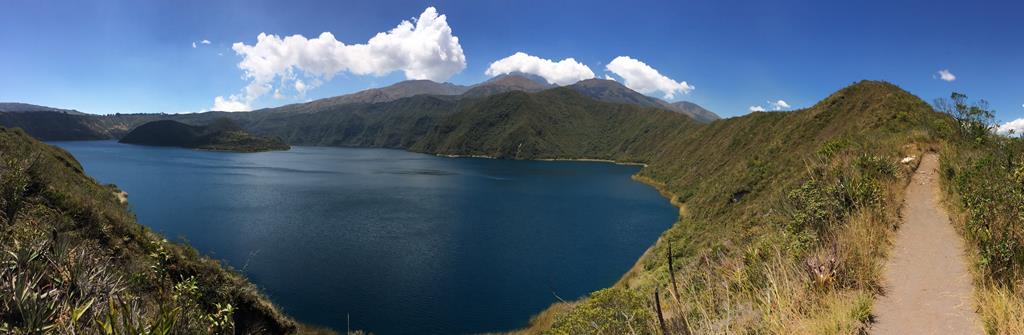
[872,154,981,334]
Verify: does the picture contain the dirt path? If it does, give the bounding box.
[872,154,981,334]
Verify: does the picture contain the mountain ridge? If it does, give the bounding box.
[0,75,719,143]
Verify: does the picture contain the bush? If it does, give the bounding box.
[546,288,653,335]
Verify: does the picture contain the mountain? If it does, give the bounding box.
[569,79,720,123]
[0,75,721,143]
[266,79,469,114]
[0,102,85,114]
[120,118,289,152]
[460,73,554,98]
[668,100,718,123]
[412,88,691,158]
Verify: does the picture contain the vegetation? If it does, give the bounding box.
[3,80,990,334]
[935,91,1024,334]
[499,81,952,334]
[120,119,289,152]
[0,127,318,333]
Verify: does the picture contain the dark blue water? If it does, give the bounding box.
[53,141,676,334]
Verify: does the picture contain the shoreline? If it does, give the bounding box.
[435,153,649,167]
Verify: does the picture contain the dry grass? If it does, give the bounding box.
[976,285,1024,334]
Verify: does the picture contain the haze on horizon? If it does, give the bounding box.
[0,1,1021,126]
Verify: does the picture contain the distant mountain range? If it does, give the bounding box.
[0,74,719,142]
[246,73,715,121]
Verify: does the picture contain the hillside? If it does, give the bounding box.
[411,88,693,159]
[120,119,290,152]
[491,81,953,333]
[0,102,84,115]
[668,101,718,124]
[0,127,323,334]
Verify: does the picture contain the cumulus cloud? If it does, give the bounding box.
[211,7,466,111]
[192,42,196,49]
[201,39,211,45]
[193,39,212,48]
[485,52,595,85]
[936,69,956,82]
[605,56,693,100]
[749,100,790,113]
[212,96,251,112]
[997,118,1024,136]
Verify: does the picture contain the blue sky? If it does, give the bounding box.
[1,0,1021,122]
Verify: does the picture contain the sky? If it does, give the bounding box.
[1,0,1021,124]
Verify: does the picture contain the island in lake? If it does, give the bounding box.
[119,118,290,152]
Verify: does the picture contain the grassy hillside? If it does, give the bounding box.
[0,127,327,334]
[411,88,693,159]
[488,81,954,334]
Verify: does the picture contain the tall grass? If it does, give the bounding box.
[537,131,929,334]
[0,127,320,334]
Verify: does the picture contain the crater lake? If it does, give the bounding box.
[53,141,677,334]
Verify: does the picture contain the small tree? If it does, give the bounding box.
[933,92,995,143]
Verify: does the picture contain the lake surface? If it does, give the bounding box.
[53,141,676,334]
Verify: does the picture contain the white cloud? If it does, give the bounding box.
[936,69,956,82]
[201,39,211,45]
[192,42,197,49]
[212,7,465,111]
[750,100,790,113]
[485,52,595,85]
[603,74,616,81]
[193,40,212,48]
[212,95,251,112]
[997,118,1024,136]
[605,56,693,100]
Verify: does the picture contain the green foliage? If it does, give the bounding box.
[947,142,1024,281]
[545,81,942,334]
[120,119,290,152]
[0,127,301,334]
[934,92,996,143]
[545,288,653,335]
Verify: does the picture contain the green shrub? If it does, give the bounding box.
[546,288,653,335]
